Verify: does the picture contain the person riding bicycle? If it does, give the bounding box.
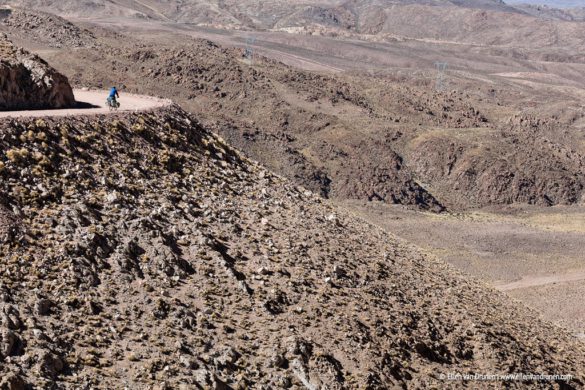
[107,87,119,107]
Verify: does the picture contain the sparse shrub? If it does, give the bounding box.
[33,152,51,167]
[110,120,123,131]
[35,119,47,128]
[6,148,30,163]
[131,123,145,133]
[31,166,44,176]
[59,124,70,137]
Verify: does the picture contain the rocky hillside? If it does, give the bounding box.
[54,37,446,211]
[0,34,75,110]
[0,8,97,48]
[42,32,585,211]
[407,114,585,208]
[0,105,584,388]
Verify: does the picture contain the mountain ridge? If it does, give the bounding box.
[1,0,581,50]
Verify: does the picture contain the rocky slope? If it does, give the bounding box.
[0,34,75,110]
[408,114,585,208]
[0,105,584,388]
[0,8,97,48]
[54,36,446,211]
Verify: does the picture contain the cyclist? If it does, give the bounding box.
[107,87,119,107]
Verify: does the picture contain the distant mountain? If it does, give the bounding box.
[512,3,585,20]
[1,0,584,48]
[506,0,585,8]
[0,0,522,25]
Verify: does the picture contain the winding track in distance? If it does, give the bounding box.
[0,89,171,118]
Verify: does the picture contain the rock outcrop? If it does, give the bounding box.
[0,33,75,110]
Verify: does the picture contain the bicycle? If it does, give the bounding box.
[106,98,121,111]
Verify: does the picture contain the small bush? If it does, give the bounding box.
[5,148,29,163]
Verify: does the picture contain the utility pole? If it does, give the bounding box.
[435,62,448,92]
[245,36,256,65]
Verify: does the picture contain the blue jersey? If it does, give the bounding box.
[109,88,118,98]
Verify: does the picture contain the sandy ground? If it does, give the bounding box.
[0,89,170,118]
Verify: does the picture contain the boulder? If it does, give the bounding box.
[0,33,75,110]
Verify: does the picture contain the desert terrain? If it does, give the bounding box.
[1,0,585,388]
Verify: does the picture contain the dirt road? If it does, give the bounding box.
[0,89,170,118]
[495,270,585,292]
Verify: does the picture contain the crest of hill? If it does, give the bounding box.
[0,105,584,388]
